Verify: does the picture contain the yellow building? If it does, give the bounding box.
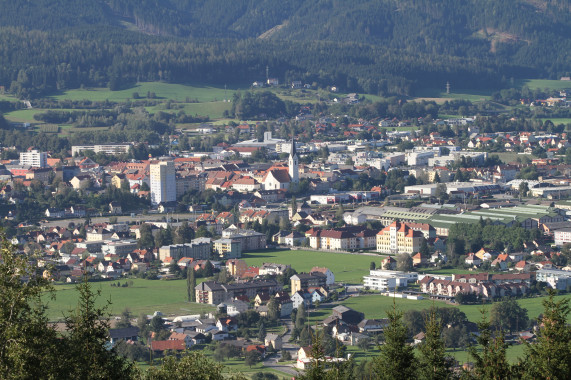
[376,221,423,254]
[226,259,248,278]
[111,174,127,188]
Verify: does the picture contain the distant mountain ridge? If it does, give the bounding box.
[0,0,569,97]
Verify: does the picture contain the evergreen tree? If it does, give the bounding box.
[62,278,135,379]
[257,321,266,342]
[175,222,194,244]
[418,307,452,380]
[146,351,246,380]
[468,309,511,380]
[290,196,297,215]
[419,238,430,258]
[296,303,306,330]
[115,308,133,329]
[0,235,61,379]
[335,204,345,220]
[204,260,214,277]
[138,223,155,249]
[299,326,312,347]
[267,296,280,321]
[519,290,571,380]
[187,266,196,302]
[372,302,417,380]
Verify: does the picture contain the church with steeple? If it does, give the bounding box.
[288,137,299,184]
[262,138,299,190]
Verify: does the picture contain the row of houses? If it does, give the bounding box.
[419,272,534,299]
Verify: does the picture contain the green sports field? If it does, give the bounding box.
[242,249,384,284]
[46,278,213,320]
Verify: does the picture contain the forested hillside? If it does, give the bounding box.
[0,0,569,98]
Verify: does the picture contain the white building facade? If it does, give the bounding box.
[150,160,176,205]
[19,150,47,168]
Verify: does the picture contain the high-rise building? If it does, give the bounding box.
[288,138,299,184]
[19,150,47,168]
[150,160,176,205]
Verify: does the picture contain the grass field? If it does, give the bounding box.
[242,249,383,284]
[492,152,533,164]
[539,118,571,125]
[413,87,492,102]
[146,101,232,119]
[338,293,571,324]
[4,109,42,122]
[46,278,214,320]
[447,344,526,364]
[0,93,17,101]
[517,79,571,91]
[50,82,238,103]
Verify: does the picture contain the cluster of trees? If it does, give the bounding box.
[231,91,298,120]
[137,222,194,250]
[447,219,539,259]
[33,106,206,130]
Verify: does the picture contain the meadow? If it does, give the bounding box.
[50,82,237,103]
[413,87,492,103]
[46,278,213,321]
[242,249,382,284]
[336,293,571,324]
[517,79,571,91]
[539,118,571,125]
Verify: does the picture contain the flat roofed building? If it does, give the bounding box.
[213,238,242,259]
[71,144,131,156]
[20,150,47,168]
[159,238,212,261]
[150,160,176,205]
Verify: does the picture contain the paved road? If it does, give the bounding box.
[262,319,300,376]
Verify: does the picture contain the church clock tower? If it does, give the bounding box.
[288,138,299,184]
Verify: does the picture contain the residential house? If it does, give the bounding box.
[310,267,335,285]
[108,326,140,345]
[151,340,186,355]
[290,272,327,294]
[265,334,282,350]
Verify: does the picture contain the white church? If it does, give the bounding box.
[262,138,299,190]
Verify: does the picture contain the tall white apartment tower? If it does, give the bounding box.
[288,138,299,184]
[19,150,47,168]
[150,160,176,205]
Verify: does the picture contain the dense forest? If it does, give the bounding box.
[0,1,569,98]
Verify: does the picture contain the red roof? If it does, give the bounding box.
[151,340,186,351]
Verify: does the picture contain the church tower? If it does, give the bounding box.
[288,137,299,184]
